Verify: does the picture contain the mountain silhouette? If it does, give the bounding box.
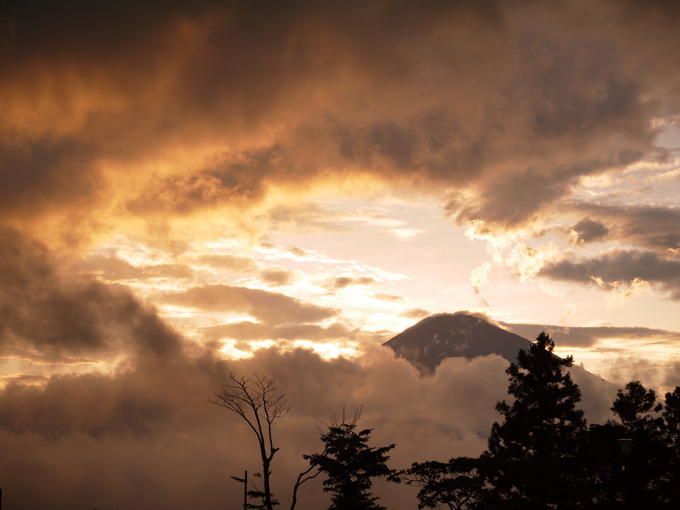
[384,312,618,423]
[383,312,541,375]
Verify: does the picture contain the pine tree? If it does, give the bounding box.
[661,386,680,506]
[607,381,667,508]
[483,332,586,509]
[305,408,395,510]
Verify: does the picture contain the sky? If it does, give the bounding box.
[1,1,680,508]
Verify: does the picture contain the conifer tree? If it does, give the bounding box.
[607,381,667,508]
[484,332,586,509]
[305,408,395,510]
[661,386,680,506]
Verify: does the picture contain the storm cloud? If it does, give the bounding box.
[0,228,182,358]
[1,0,679,244]
[1,1,680,508]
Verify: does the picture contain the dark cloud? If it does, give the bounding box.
[541,249,680,299]
[259,266,295,286]
[0,343,617,510]
[570,203,680,252]
[400,307,430,319]
[445,153,641,227]
[206,320,355,342]
[74,255,194,281]
[0,374,46,384]
[0,0,678,239]
[664,362,680,389]
[504,322,680,348]
[0,136,102,218]
[570,217,610,244]
[0,228,182,358]
[125,146,286,214]
[194,254,259,272]
[160,284,337,324]
[287,246,308,257]
[0,345,101,366]
[326,276,376,290]
[0,371,173,438]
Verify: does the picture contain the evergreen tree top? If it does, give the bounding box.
[488,332,586,460]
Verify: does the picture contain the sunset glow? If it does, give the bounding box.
[2,1,680,508]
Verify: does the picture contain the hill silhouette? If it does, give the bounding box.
[383,312,532,375]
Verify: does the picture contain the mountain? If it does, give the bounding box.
[384,312,618,423]
[383,312,540,375]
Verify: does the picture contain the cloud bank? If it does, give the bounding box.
[2,0,679,247]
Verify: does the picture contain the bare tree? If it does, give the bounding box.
[211,370,319,510]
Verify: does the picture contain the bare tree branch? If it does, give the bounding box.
[211,369,290,510]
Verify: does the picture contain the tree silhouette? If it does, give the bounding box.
[397,332,680,509]
[612,380,663,432]
[211,371,289,510]
[211,370,320,510]
[305,407,396,510]
[605,381,667,508]
[661,387,680,506]
[483,331,587,509]
[401,456,487,510]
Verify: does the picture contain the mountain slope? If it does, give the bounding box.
[383,313,532,375]
[383,312,617,423]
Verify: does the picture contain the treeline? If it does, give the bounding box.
[214,332,680,510]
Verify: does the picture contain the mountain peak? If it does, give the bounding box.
[383,312,531,375]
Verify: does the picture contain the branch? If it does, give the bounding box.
[289,464,321,510]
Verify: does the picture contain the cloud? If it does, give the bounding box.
[504,322,680,348]
[0,340,618,510]
[324,276,376,290]
[2,2,680,505]
[0,228,182,359]
[75,255,194,281]
[570,217,610,244]
[569,203,680,252]
[663,362,680,389]
[205,321,355,342]
[1,0,679,247]
[193,254,259,273]
[540,249,680,300]
[400,308,431,320]
[259,266,296,286]
[375,293,404,302]
[0,232,618,509]
[160,284,337,324]
[471,262,492,294]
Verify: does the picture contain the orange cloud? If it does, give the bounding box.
[1,0,678,251]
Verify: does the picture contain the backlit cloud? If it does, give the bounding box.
[569,203,680,253]
[2,0,679,247]
[541,249,680,300]
[160,284,337,324]
[2,1,680,507]
[325,276,377,290]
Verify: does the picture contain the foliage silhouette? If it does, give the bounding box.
[402,333,680,510]
[400,456,487,510]
[305,406,396,510]
[483,331,587,509]
[591,381,674,509]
